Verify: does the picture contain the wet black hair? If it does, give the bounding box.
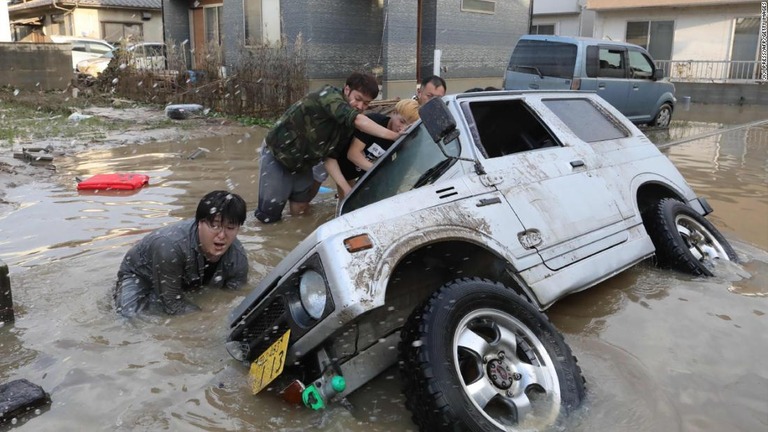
[420,75,447,91]
[195,190,247,226]
[345,72,380,99]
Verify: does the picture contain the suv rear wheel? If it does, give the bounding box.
[644,198,738,276]
[399,278,585,431]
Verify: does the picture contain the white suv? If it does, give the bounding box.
[227,91,736,431]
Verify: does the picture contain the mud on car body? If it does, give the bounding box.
[227,90,736,431]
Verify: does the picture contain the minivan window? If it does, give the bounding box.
[628,50,654,79]
[598,48,626,78]
[543,99,629,142]
[507,40,577,79]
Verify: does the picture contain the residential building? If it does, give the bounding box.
[587,0,761,63]
[531,0,595,37]
[8,0,163,44]
[162,0,532,98]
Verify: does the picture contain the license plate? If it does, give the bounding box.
[248,330,291,394]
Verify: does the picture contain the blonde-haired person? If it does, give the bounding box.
[324,99,420,199]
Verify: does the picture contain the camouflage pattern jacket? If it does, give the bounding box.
[265,85,359,172]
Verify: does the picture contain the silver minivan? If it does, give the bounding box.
[503,35,676,127]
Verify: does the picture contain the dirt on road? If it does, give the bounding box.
[0,90,255,211]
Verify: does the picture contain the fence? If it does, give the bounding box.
[655,60,762,83]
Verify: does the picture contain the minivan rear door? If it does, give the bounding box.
[503,40,577,90]
[581,45,631,114]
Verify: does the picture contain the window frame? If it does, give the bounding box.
[461,0,496,15]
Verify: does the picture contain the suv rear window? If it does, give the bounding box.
[507,40,577,79]
[543,99,629,142]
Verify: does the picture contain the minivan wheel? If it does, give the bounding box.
[644,198,738,276]
[399,278,585,431]
[652,103,673,128]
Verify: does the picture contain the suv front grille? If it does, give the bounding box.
[240,297,288,361]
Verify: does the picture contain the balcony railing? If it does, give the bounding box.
[655,60,763,83]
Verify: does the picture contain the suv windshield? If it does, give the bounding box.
[507,40,577,79]
[341,123,460,215]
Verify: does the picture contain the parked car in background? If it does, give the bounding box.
[226,91,736,431]
[76,42,166,77]
[503,35,676,127]
[49,35,114,71]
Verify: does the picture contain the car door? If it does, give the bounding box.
[624,49,660,122]
[591,45,630,114]
[464,97,628,272]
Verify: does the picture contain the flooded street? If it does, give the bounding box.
[1,105,767,431]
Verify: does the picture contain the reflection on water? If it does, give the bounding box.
[0,114,767,431]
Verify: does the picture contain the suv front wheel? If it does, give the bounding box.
[399,278,585,431]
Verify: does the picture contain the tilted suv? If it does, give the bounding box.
[227,91,736,431]
[503,35,676,127]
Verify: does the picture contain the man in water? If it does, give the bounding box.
[114,190,248,316]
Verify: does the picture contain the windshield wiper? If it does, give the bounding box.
[513,65,543,79]
[412,158,454,189]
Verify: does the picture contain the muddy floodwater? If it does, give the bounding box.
[1,105,767,431]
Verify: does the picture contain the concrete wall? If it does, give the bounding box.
[593,4,757,60]
[0,43,72,90]
[163,0,192,68]
[675,82,768,106]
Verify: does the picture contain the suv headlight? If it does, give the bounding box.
[299,270,327,320]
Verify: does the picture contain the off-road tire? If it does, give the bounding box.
[644,198,738,276]
[398,278,585,432]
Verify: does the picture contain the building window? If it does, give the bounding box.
[244,0,262,45]
[205,6,223,45]
[730,17,760,79]
[102,22,143,44]
[530,24,555,35]
[626,20,673,60]
[244,0,281,46]
[461,0,495,14]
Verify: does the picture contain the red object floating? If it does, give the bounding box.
[76,173,150,191]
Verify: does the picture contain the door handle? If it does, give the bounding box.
[529,83,540,89]
[570,160,585,168]
[598,83,605,89]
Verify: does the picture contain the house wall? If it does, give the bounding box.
[593,3,758,60]
[71,8,162,42]
[1,1,11,42]
[0,42,72,90]
[163,0,192,67]
[532,14,582,36]
[280,0,384,79]
[433,0,530,79]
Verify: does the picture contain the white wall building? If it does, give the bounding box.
[1,1,11,41]
[532,0,595,37]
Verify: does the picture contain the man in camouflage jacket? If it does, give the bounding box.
[255,72,400,223]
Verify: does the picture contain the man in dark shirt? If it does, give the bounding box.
[114,191,248,317]
[255,72,400,223]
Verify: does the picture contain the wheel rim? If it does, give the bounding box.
[674,214,732,264]
[656,107,671,127]
[452,308,562,430]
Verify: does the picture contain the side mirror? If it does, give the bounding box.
[419,97,459,144]
[653,68,664,80]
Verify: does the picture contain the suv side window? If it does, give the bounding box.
[467,100,559,158]
[88,42,112,55]
[598,47,626,78]
[628,50,654,79]
[543,99,629,142]
[71,41,86,52]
